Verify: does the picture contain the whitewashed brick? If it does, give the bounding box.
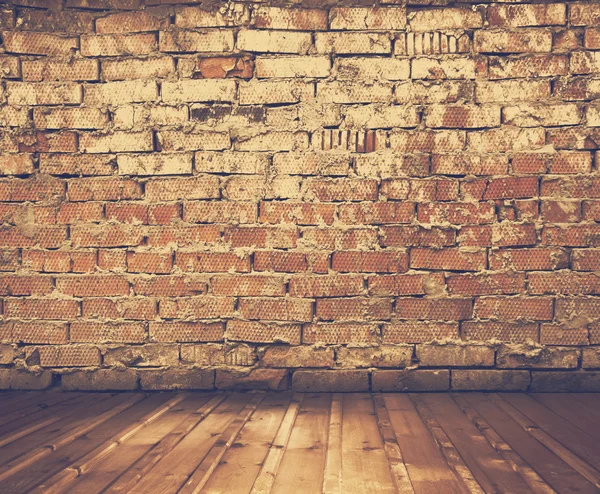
[118,153,193,175]
[162,80,236,104]
[255,56,331,78]
[237,30,312,54]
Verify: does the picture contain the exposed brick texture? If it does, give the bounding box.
[0,0,599,392]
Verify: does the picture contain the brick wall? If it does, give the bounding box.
[0,0,599,393]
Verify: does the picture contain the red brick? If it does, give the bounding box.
[458,223,537,248]
[159,297,235,319]
[303,323,379,344]
[211,275,285,297]
[259,202,335,226]
[68,178,142,202]
[418,202,495,225]
[0,226,67,249]
[542,225,600,247]
[573,250,600,271]
[381,226,455,248]
[542,177,600,199]
[82,298,156,320]
[383,322,458,343]
[71,322,146,343]
[226,320,301,345]
[0,321,68,344]
[150,321,223,343]
[489,248,568,271]
[35,345,100,367]
[224,227,297,249]
[184,202,257,224]
[239,297,313,322]
[302,228,377,250]
[22,250,95,273]
[0,275,54,296]
[145,225,221,247]
[540,324,589,346]
[462,321,539,343]
[106,203,148,224]
[410,248,486,271]
[395,298,473,321]
[338,202,414,224]
[474,297,554,321]
[0,177,65,202]
[529,272,600,295]
[175,252,250,273]
[483,177,539,200]
[368,273,439,296]
[56,275,130,297]
[197,56,253,79]
[98,250,127,271]
[127,251,173,274]
[254,251,328,273]
[72,224,144,248]
[332,251,408,273]
[447,272,526,295]
[4,299,80,319]
[133,276,205,297]
[316,298,393,322]
[148,204,181,224]
[289,275,363,297]
[541,201,582,223]
[303,179,378,201]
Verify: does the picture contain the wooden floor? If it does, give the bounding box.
[0,393,599,494]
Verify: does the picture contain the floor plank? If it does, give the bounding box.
[105,394,226,494]
[251,393,303,494]
[452,394,554,494]
[270,393,329,494]
[385,394,471,494]
[491,393,600,490]
[0,393,88,445]
[418,394,534,494]
[0,392,79,428]
[467,393,598,494]
[569,394,600,418]
[340,393,396,494]
[323,393,342,494]
[63,394,213,494]
[32,393,187,493]
[503,394,600,473]
[0,391,599,494]
[0,393,121,468]
[202,393,292,494]
[180,393,265,494]
[0,394,153,493]
[128,393,252,494]
[530,393,600,440]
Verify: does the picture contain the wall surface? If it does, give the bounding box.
[0,0,599,392]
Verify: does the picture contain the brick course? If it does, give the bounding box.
[0,0,598,392]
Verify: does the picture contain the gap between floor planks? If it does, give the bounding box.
[0,392,599,493]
